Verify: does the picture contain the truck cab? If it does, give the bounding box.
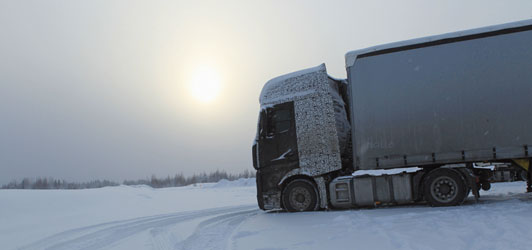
[252,64,351,211]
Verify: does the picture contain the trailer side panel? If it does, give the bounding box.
[348,29,532,170]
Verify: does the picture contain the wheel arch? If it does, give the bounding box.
[418,166,469,189]
[422,166,471,206]
[278,169,327,210]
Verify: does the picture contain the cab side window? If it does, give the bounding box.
[267,109,291,136]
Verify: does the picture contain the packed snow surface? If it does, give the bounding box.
[2,178,532,250]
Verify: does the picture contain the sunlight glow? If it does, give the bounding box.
[188,66,222,103]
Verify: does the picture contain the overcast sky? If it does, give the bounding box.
[1,0,531,184]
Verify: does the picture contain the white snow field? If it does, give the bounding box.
[2,179,532,250]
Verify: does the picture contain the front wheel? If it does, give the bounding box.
[282,179,319,212]
[423,168,468,206]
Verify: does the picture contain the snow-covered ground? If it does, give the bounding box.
[2,179,532,250]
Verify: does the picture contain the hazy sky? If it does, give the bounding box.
[1,0,531,184]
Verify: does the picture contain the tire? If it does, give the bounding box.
[481,182,491,191]
[282,179,319,212]
[423,168,468,207]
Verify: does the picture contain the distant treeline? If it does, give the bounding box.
[1,169,255,190]
[1,178,119,190]
[124,169,255,188]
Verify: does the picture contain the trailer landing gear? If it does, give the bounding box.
[526,159,532,193]
[511,159,532,193]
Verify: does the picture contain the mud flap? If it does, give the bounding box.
[313,176,328,209]
[458,168,480,202]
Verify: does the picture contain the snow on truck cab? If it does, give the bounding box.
[252,19,532,212]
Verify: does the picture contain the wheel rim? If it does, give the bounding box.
[289,186,312,211]
[430,176,458,203]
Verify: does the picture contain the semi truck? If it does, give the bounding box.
[252,19,532,212]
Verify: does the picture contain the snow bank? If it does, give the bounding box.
[210,178,256,188]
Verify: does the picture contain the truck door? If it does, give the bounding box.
[257,102,299,191]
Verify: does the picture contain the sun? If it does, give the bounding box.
[188,66,222,103]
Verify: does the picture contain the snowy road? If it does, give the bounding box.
[19,205,258,250]
[3,180,532,250]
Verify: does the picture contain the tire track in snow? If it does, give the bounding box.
[19,205,257,250]
[18,210,205,249]
[174,208,258,250]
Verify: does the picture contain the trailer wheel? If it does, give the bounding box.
[282,179,318,212]
[423,168,468,206]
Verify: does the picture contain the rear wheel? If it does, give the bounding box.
[282,179,318,212]
[423,168,468,206]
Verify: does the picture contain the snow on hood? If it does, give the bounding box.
[345,18,532,68]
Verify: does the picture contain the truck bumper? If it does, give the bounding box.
[255,171,265,210]
[262,191,282,210]
[256,170,282,210]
